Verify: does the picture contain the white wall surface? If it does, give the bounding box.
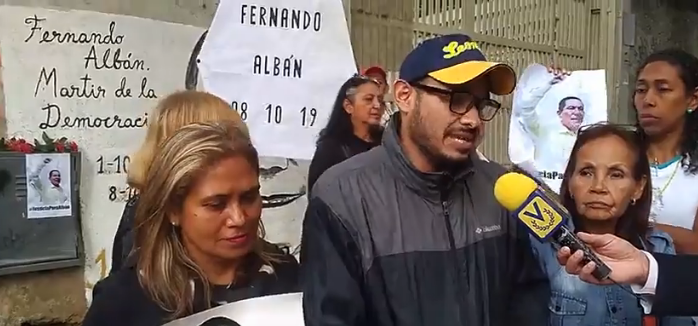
[0,5,308,303]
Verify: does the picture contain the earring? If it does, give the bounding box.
[171,221,177,226]
[688,108,694,113]
[631,198,637,205]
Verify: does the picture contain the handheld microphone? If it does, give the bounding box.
[493,172,612,281]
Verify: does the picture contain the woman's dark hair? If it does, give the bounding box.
[316,75,381,145]
[636,48,698,174]
[560,124,653,249]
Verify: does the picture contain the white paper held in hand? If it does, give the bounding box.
[162,292,303,326]
[198,1,357,160]
[508,63,608,193]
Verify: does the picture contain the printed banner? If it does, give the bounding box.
[198,1,357,160]
[509,63,607,193]
[163,293,303,326]
[25,153,72,218]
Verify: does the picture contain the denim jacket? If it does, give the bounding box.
[531,227,695,326]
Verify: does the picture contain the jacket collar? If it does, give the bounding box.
[382,113,475,197]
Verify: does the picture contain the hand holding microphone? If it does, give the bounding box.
[557,232,650,286]
[493,172,612,281]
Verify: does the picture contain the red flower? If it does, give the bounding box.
[18,142,33,153]
[7,140,19,152]
[1,135,76,153]
[67,141,78,152]
[55,142,65,152]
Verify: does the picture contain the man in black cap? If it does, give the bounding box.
[300,34,550,326]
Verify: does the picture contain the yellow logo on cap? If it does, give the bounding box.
[442,41,479,59]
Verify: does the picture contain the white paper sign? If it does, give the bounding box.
[198,1,357,159]
[163,293,303,326]
[509,63,607,192]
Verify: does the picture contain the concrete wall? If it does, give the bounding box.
[0,1,217,325]
[630,0,698,60]
[0,42,4,137]
[618,0,698,122]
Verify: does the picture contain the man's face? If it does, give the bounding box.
[49,170,61,186]
[559,98,585,131]
[394,76,488,167]
[366,73,388,95]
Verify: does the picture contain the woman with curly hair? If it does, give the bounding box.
[634,49,698,255]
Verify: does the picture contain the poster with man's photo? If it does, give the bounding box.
[508,63,608,193]
[25,153,72,219]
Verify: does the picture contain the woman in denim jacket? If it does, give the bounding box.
[529,123,694,326]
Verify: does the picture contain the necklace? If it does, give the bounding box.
[655,160,680,195]
[649,160,680,223]
[650,153,681,176]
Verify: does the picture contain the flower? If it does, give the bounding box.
[67,141,78,152]
[55,142,65,152]
[2,137,35,153]
[0,132,79,154]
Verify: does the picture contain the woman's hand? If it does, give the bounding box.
[547,65,571,85]
[556,232,650,286]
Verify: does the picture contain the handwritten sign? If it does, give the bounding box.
[198,1,356,160]
[0,6,204,302]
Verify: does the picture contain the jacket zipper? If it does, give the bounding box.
[441,196,468,324]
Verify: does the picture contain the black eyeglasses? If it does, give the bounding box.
[410,83,502,121]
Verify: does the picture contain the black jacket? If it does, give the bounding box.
[308,134,381,192]
[84,246,299,326]
[300,114,550,326]
[653,252,698,316]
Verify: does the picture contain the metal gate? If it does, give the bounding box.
[346,0,621,163]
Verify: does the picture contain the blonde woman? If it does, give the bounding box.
[110,90,249,273]
[84,122,299,325]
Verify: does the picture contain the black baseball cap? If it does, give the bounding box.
[399,34,516,95]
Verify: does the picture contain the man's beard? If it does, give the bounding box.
[408,102,469,171]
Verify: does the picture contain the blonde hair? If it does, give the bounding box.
[135,121,278,319]
[128,90,249,190]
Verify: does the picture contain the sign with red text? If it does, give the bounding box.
[198,1,357,159]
